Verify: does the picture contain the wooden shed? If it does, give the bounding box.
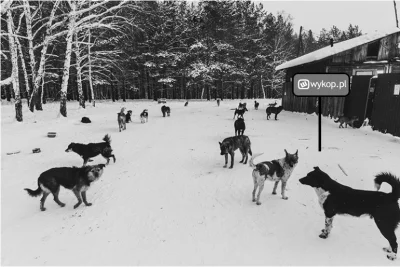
[276,27,400,136]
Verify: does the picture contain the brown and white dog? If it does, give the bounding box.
[249,150,299,205]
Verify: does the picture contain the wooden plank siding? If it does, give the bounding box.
[371,74,400,137]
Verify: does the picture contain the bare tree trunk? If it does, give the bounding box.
[15,37,30,107]
[87,29,95,107]
[60,0,77,117]
[260,75,266,99]
[74,32,85,108]
[7,9,22,121]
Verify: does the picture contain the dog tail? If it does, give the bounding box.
[103,134,111,144]
[249,153,264,169]
[24,185,42,197]
[374,172,400,199]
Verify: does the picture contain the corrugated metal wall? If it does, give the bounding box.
[371,74,400,137]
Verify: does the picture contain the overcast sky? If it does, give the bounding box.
[255,1,399,35]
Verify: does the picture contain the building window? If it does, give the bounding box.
[366,40,380,60]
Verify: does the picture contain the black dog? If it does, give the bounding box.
[140,109,148,123]
[266,106,283,120]
[234,117,246,136]
[219,135,252,169]
[65,134,116,166]
[217,98,220,106]
[184,101,188,107]
[125,110,133,123]
[24,164,105,211]
[254,101,259,110]
[300,167,400,261]
[233,107,248,119]
[161,105,171,117]
[81,117,91,123]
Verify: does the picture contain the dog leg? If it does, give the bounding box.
[281,181,288,200]
[40,191,50,211]
[272,181,279,195]
[223,154,228,168]
[252,173,258,202]
[229,152,234,169]
[72,189,83,209]
[256,178,265,205]
[244,149,249,164]
[52,187,65,207]
[319,217,334,239]
[83,158,89,166]
[375,218,398,260]
[275,114,278,120]
[81,191,92,206]
[239,149,245,163]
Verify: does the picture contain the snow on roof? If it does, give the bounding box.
[276,27,400,71]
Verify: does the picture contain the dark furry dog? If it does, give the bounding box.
[24,164,106,211]
[81,117,91,123]
[117,107,127,131]
[125,110,133,123]
[266,106,283,120]
[217,99,220,106]
[140,109,148,123]
[219,135,252,169]
[65,134,116,166]
[161,105,171,117]
[234,117,246,136]
[249,150,299,205]
[233,107,248,119]
[299,167,400,260]
[184,101,188,107]
[254,101,259,110]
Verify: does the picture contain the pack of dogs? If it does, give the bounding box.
[24,99,400,261]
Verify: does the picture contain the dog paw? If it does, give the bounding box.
[272,191,277,195]
[59,203,66,207]
[386,252,396,261]
[383,247,392,253]
[223,165,227,168]
[256,202,262,205]
[282,196,288,200]
[85,203,92,206]
[319,233,328,239]
[229,166,233,169]
[73,204,81,209]
[40,207,46,211]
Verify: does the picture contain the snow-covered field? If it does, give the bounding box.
[1,99,400,265]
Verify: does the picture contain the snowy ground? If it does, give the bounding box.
[1,99,400,266]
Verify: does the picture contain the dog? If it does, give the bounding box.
[65,134,116,166]
[334,115,359,128]
[266,106,283,120]
[268,101,277,107]
[161,105,171,117]
[217,98,220,106]
[233,107,248,119]
[254,101,259,110]
[234,117,246,136]
[125,110,133,123]
[249,150,299,205]
[24,164,106,211]
[140,109,148,123]
[184,101,188,107]
[299,167,400,261]
[81,117,91,123]
[117,107,126,131]
[219,135,252,169]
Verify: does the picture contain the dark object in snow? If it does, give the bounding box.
[32,148,41,154]
[24,164,106,211]
[140,109,148,123]
[233,107,248,119]
[254,101,259,110]
[117,107,126,132]
[219,135,252,169]
[234,117,246,136]
[161,105,170,117]
[47,132,57,138]
[65,134,116,166]
[126,110,132,123]
[299,167,400,261]
[330,38,334,47]
[217,98,220,106]
[268,101,277,107]
[266,106,283,120]
[158,98,167,104]
[6,150,21,155]
[81,117,91,123]
[184,101,188,107]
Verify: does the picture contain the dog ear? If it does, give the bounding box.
[98,164,106,169]
[313,166,320,170]
[284,149,288,155]
[295,149,298,155]
[219,142,222,146]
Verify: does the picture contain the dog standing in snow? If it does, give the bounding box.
[299,167,400,261]
[249,150,299,205]
[140,109,148,123]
